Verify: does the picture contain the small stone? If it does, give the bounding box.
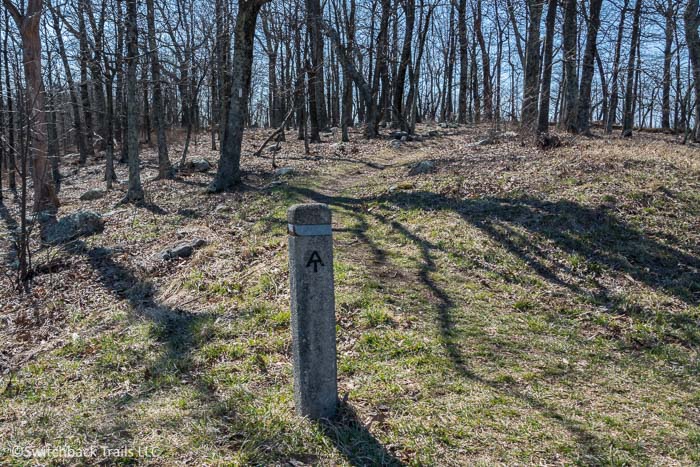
[330,143,345,152]
[189,159,211,172]
[275,167,294,177]
[428,130,441,137]
[80,189,104,201]
[159,238,206,261]
[43,211,104,245]
[408,160,436,176]
[389,140,402,150]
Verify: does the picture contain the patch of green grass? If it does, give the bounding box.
[514,299,535,312]
[199,342,246,363]
[207,279,243,297]
[361,306,394,328]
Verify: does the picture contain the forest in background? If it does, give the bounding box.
[0,0,700,285]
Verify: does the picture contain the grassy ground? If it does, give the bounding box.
[1,125,699,465]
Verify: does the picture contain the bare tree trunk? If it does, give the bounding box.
[293,9,305,141]
[393,0,414,132]
[306,0,327,134]
[685,0,700,141]
[78,0,95,161]
[595,50,608,123]
[140,54,151,144]
[443,7,456,122]
[3,0,59,213]
[457,0,468,124]
[622,0,643,137]
[661,0,675,130]
[124,0,144,202]
[521,0,543,133]
[674,24,683,131]
[563,0,579,132]
[576,0,603,135]
[49,1,88,165]
[45,47,61,192]
[323,20,379,137]
[84,0,108,152]
[470,29,480,122]
[2,10,16,193]
[340,0,356,142]
[505,0,526,69]
[209,0,270,192]
[0,41,3,200]
[373,0,391,128]
[407,0,434,134]
[606,0,629,133]
[146,0,172,179]
[214,0,224,141]
[538,0,557,134]
[474,0,493,121]
[116,0,127,163]
[104,66,116,190]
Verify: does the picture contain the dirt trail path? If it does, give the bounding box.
[312,143,433,198]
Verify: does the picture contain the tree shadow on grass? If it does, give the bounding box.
[288,185,700,330]
[65,240,402,464]
[387,191,700,348]
[61,242,239,456]
[320,401,404,466]
[282,184,700,462]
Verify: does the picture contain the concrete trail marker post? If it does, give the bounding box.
[287,203,338,420]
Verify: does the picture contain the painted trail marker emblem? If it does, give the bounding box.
[306,251,324,272]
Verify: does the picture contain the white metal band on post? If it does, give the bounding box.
[288,223,333,236]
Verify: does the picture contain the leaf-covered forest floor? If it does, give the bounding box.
[1,124,699,465]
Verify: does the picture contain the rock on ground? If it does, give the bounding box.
[159,238,207,261]
[408,160,436,176]
[43,211,105,244]
[187,159,211,172]
[80,189,104,201]
[391,131,409,140]
[275,167,294,177]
